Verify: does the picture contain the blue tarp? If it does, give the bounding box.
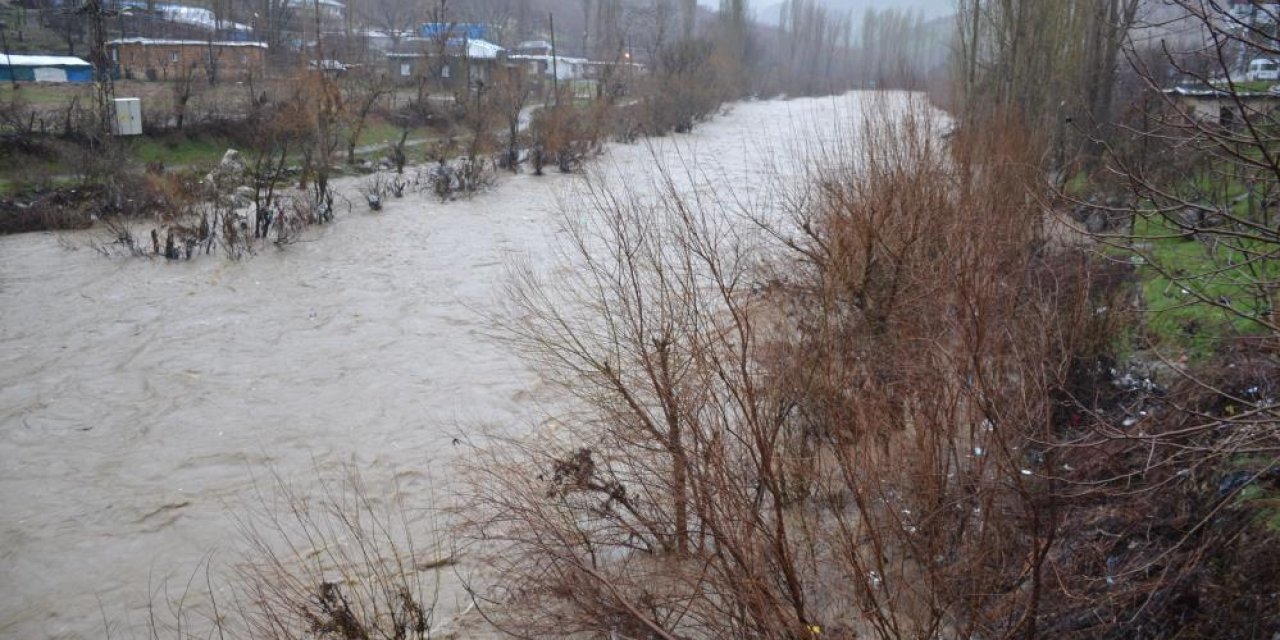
[0,67,34,82]
[0,62,95,83]
[420,23,488,40]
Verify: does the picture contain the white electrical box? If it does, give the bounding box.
[112,97,142,136]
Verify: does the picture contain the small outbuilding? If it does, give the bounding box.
[0,54,94,83]
[1163,85,1280,124]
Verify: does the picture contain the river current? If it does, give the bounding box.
[0,92,882,639]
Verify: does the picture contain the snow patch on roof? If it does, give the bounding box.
[465,39,504,59]
[108,38,268,48]
[391,38,505,59]
[119,2,250,33]
[510,54,588,65]
[285,0,345,10]
[1,54,92,67]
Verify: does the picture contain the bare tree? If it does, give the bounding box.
[492,62,532,171]
[138,467,450,640]
[171,61,201,130]
[342,71,392,164]
[954,0,1140,148]
[465,98,1105,639]
[359,0,417,49]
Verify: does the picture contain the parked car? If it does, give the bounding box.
[1247,58,1280,81]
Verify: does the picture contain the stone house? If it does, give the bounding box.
[385,38,507,89]
[108,38,267,82]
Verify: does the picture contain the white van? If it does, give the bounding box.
[1247,58,1280,81]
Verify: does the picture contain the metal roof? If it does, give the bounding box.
[390,38,505,59]
[107,38,268,48]
[117,2,251,33]
[465,39,504,59]
[0,54,93,67]
[509,54,589,65]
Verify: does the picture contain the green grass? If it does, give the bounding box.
[355,121,408,147]
[1217,79,1279,93]
[354,120,442,148]
[127,134,232,168]
[1064,170,1090,198]
[0,6,73,56]
[1237,484,1280,533]
[0,173,81,197]
[1131,214,1278,358]
[0,82,92,108]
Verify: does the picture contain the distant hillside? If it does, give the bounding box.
[752,0,955,25]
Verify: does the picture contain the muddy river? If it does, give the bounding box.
[0,92,883,639]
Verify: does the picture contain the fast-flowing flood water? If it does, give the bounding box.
[0,92,882,639]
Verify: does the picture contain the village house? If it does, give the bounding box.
[508,53,589,81]
[385,37,507,90]
[108,38,267,82]
[508,53,645,100]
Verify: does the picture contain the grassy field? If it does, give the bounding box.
[1131,214,1278,358]
[1219,79,1280,93]
[0,82,87,107]
[127,133,234,167]
[1,79,270,120]
[0,3,70,55]
[0,111,449,200]
[0,66,461,202]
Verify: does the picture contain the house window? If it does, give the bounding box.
[400,62,411,76]
[441,64,450,79]
[240,54,248,64]
[169,52,179,63]
[111,49,118,62]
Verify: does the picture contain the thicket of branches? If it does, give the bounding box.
[447,2,1280,635]
[134,468,455,640]
[946,0,1280,636]
[456,97,1136,638]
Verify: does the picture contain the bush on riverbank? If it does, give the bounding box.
[460,76,1280,634]
[460,98,1150,638]
[135,468,455,640]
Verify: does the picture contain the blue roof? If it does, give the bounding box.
[420,23,488,40]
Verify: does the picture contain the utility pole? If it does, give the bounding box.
[72,0,117,137]
[549,11,558,107]
[463,29,471,102]
[313,0,323,65]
